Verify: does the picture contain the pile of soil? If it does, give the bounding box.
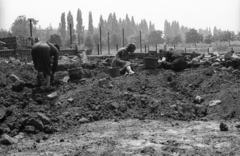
[1,59,240,140]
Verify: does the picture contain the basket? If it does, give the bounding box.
[144,57,159,69]
[68,67,83,79]
[108,67,120,77]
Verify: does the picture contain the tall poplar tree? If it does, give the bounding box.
[60,12,66,43]
[88,11,94,34]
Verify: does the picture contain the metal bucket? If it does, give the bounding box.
[108,67,120,78]
[68,67,83,79]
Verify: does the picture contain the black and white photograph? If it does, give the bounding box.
[0,0,240,155]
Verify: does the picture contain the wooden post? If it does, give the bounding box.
[122,28,124,47]
[70,23,72,48]
[29,18,33,45]
[108,32,110,55]
[99,26,102,55]
[140,31,142,53]
[97,44,100,55]
[116,44,118,51]
[155,44,157,52]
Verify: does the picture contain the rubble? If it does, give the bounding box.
[209,100,221,107]
[1,51,240,154]
[1,134,18,145]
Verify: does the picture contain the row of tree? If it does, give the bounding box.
[163,19,239,47]
[57,8,156,48]
[0,9,240,49]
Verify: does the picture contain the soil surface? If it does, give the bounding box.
[1,58,240,155]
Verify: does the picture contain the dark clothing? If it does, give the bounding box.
[112,47,131,74]
[31,42,59,76]
[162,51,187,71]
[165,51,183,62]
[115,47,129,61]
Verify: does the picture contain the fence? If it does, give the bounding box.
[0,49,77,58]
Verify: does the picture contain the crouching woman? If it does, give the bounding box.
[111,43,136,75]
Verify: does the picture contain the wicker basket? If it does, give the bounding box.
[144,57,158,69]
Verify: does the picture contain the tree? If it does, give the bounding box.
[84,34,94,49]
[236,32,240,41]
[0,29,11,38]
[204,34,213,46]
[170,34,182,45]
[220,31,235,46]
[111,33,121,48]
[45,24,53,41]
[147,30,165,45]
[98,15,107,39]
[76,8,83,45]
[88,12,94,35]
[65,34,77,47]
[131,16,137,34]
[60,12,66,44]
[171,20,180,36]
[93,33,100,46]
[11,15,38,37]
[129,33,146,48]
[67,11,74,38]
[164,19,173,39]
[49,34,62,47]
[185,28,203,47]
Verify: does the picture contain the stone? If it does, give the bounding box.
[209,100,221,107]
[67,97,74,103]
[127,87,134,92]
[79,117,89,123]
[37,112,50,125]
[63,112,70,117]
[14,132,24,140]
[44,125,56,134]
[221,67,228,71]
[194,95,203,104]
[12,81,26,92]
[24,125,35,133]
[27,118,44,131]
[111,102,119,109]
[9,74,21,82]
[0,105,6,120]
[47,92,58,99]
[98,78,113,88]
[232,69,240,74]
[62,76,70,83]
[211,62,220,67]
[42,135,49,140]
[220,123,228,131]
[1,134,18,145]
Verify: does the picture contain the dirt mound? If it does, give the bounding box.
[1,60,240,140]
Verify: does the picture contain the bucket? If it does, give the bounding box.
[144,57,159,69]
[108,67,120,78]
[68,67,83,79]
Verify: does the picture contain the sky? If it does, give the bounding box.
[0,0,240,33]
